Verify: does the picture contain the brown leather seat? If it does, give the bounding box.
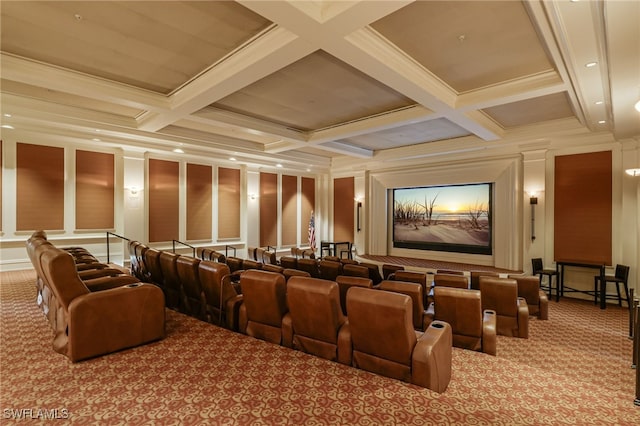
[346,287,452,393]
[336,275,373,316]
[159,251,181,310]
[262,250,277,265]
[319,260,343,281]
[342,263,369,279]
[242,259,262,271]
[382,264,404,280]
[143,248,164,287]
[436,269,464,275]
[359,262,383,285]
[199,260,242,330]
[283,268,311,282]
[279,256,297,270]
[40,246,164,362]
[379,280,429,331]
[262,263,284,274]
[479,276,529,338]
[470,271,499,291]
[133,243,149,281]
[282,277,351,365]
[296,258,319,278]
[247,247,258,261]
[425,286,497,355]
[176,256,206,320]
[225,257,244,274]
[238,270,288,344]
[509,275,549,320]
[388,270,429,306]
[433,273,468,289]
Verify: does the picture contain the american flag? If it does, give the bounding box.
[308,211,316,251]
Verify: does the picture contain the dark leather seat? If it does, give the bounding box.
[470,271,499,291]
[296,258,319,278]
[359,262,383,285]
[479,276,529,338]
[382,264,404,280]
[433,273,468,289]
[176,256,206,320]
[425,286,496,355]
[199,260,242,330]
[262,264,284,274]
[279,256,297,270]
[143,248,164,288]
[388,270,429,306]
[159,251,181,310]
[238,270,288,344]
[283,269,311,282]
[336,275,373,316]
[319,260,343,281]
[346,287,453,393]
[342,263,369,279]
[282,277,351,365]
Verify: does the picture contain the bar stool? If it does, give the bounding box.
[594,264,630,308]
[531,258,560,302]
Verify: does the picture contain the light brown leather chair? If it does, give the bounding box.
[389,270,429,306]
[242,259,262,271]
[319,260,343,281]
[283,269,311,282]
[238,270,288,344]
[262,250,277,265]
[336,275,373,316]
[434,273,469,289]
[470,271,499,291]
[40,247,165,362]
[282,277,351,365]
[346,287,453,393]
[143,248,164,287]
[425,286,497,355]
[479,276,529,338]
[379,280,429,331]
[279,256,297,270]
[225,257,244,274]
[199,261,242,330]
[508,275,549,320]
[359,262,383,285]
[262,263,284,274]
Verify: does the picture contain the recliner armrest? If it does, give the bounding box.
[424,302,435,327]
[84,275,140,292]
[537,290,549,320]
[67,283,165,362]
[412,321,452,393]
[516,297,529,338]
[337,321,352,366]
[482,310,497,356]
[224,294,243,331]
[282,313,293,348]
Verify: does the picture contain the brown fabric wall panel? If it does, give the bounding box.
[333,177,354,242]
[75,150,114,230]
[281,175,297,246]
[148,159,179,243]
[554,151,612,266]
[187,163,212,241]
[260,172,278,247]
[301,177,315,245]
[16,143,64,231]
[218,167,240,239]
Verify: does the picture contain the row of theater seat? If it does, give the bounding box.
[26,231,165,362]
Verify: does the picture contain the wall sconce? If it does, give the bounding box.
[249,193,257,200]
[529,194,538,241]
[356,201,362,232]
[128,186,140,196]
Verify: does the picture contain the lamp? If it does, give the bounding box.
[529,194,538,242]
[357,201,362,232]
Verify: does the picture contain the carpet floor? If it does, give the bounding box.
[1,269,639,425]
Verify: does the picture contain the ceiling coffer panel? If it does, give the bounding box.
[371,0,556,93]
[483,92,576,128]
[0,1,271,94]
[212,50,415,132]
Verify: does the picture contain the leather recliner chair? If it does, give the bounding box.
[336,275,373,316]
[508,275,549,320]
[296,258,319,278]
[282,277,352,365]
[342,264,369,279]
[425,286,497,355]
[379,280,430,331]
[433,273,469,289]
[318,260,343,281]
[470,271,499,291]
[40,247,165,362]
[479,276,529,338]
[238,270,288,344]
[346,287,453,393]
[388,270,429,306]
[199,260,243,330]
[159,251,182,310]
[176,256,207,320]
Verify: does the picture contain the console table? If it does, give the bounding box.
[556,261,607,309]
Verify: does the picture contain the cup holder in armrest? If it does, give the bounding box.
[430,322,445,329]
[485,310,496,315]
[125,283,142,288]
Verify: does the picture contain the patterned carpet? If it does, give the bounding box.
[1,269,639,425]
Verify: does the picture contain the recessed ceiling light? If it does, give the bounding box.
[306,168,311,172]
[3,113,11,118]
[1,124,14,129]
[92,138,101,142]
[276,163,283,168]
[598,120,606,124]
[585,62,598,68]
[595,101,603,105]
[95,129,101,132]
[173,148,184,154]
[229,157,236,161]
[635,100,640,112]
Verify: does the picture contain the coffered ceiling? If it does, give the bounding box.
[1,1,638,171]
